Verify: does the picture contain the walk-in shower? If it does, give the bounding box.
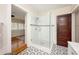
[31,13,53,49]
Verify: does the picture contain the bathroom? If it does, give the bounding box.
[0,4,79,55]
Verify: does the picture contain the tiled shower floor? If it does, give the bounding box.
[18,45,68,55]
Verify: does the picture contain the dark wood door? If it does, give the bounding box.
[57,14,71,47]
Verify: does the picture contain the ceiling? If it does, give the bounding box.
[12,5,26,20]
[22,4,74,13]
[12,4,75,20]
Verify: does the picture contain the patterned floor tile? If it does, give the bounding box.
[18,45,68,55]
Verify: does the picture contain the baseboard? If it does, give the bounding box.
[0,47,11,55]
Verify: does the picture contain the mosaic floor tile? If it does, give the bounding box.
[18,44,68,55]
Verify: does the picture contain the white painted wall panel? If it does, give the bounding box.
[0,4,11,54]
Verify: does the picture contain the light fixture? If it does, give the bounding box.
[11,15,15,17]
[11,12,15,17]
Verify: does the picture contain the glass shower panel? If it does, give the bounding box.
[31,13,51,48]
[31,26,39,44]
[38,26,50,48]
[38,16,49,25]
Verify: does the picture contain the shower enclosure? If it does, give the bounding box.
[31,13,53,48]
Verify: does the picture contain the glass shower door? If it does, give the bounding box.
[31,13,51,48]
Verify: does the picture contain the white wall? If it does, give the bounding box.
[25,13,32,46]
[75,10,79,42]
[72,13,76,42]
[0,4,11,54]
